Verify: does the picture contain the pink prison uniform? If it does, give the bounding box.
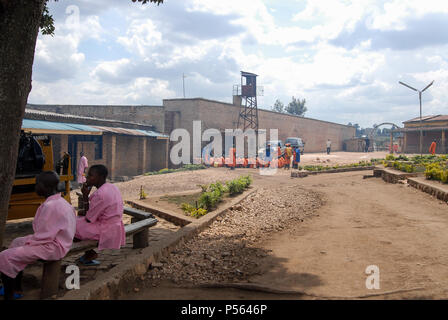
[77,156,88,184]
[0,194,76,278]
[75,183,125,251]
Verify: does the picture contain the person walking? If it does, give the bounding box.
[365,138,370,153]
[429,139,437,155]
[77,151,88,184]
[284,144,293,170]
[293,146,301,169]
[326,139,332,155]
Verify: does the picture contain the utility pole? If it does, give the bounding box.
[182,73,187,98]
[399,80,434,156]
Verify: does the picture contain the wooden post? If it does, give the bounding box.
[390,131,393,154]
[40,260,62,299]
[404,132,407,153]
[442,130,445,154]
[131,217,149,249]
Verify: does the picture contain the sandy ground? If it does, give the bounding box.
[11,151,428,300]
[69,151,389,204]
[122,152,448,300]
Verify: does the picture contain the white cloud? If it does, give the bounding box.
[28,0,448,128]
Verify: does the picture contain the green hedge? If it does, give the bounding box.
[144,164,206,176]
[300,160,376,172]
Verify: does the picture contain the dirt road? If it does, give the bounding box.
[124,167,448,300]
[250,171,448,299]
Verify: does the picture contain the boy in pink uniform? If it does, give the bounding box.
[0,171,76,300]
[75,165,125,265]
[77,152,88,184]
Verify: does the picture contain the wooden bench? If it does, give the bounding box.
[40,206,157,299]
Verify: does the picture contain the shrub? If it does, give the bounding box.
[441,170,448,184]
[385,154,396,161]
[239,175,253,188]
[209,181,226,195]
[180,203,208,218]
[396,155,409,161]
[181,203,195,213]
[227,180,245,195]
[139,186,148,200]
[190,208,208,218]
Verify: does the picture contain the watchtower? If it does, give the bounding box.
[236,71,260,131]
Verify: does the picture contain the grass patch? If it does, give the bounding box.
[176,175,253,219]
[160,192,203,207]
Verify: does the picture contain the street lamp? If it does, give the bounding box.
[399,80,434,156]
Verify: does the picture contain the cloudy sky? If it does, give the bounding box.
[28,0,448,128]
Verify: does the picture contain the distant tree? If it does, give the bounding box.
[271,99,285,113]
[347,122,353,126]
[285,96,307,117]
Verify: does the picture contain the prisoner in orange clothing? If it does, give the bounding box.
[227,147,236,169]
[429,140,437,155]
[284,144,293,170]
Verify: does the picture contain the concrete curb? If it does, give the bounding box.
[125,201,195,226]
[407,177,448,202]
[376,167,448,201]
[60,187,258,300]
[291,166,375,177]
[374,167,419,184]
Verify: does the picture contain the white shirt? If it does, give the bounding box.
[326,140,332,148]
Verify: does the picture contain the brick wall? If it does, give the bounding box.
[27,104,164,132]
[164,98,356,153]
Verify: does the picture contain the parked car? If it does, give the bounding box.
[285,137,305,155]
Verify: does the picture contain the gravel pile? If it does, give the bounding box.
[144,185,323,286]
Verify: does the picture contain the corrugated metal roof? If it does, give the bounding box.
[404,115,444,123]
[22,119,168,138]
[135,129,169,138]
[90,126,168,138]
[25,108,155,129]
[22,119,102,135]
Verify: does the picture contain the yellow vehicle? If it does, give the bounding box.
[8,132,73,221]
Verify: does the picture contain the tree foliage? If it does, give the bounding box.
[285,96,307,117]
[271,99,285,113]
[39,0,163,36]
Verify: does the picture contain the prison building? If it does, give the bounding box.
[23,109,169,181]
[395,115,448,154]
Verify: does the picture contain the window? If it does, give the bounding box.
[94,135,103,160]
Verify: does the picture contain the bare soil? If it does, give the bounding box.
[122,151,448,300]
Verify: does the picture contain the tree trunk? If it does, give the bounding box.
[0,0,46,248]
